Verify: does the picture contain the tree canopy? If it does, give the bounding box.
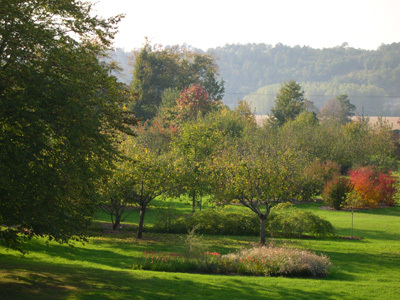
[130,43,224,121]
[210,129,309,244]
[269,80,306,126]
[0,0,136,250]
[319,94,356,124]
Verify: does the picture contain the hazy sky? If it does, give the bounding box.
[92,0,400,51]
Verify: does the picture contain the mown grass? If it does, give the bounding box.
[1,200,399,299]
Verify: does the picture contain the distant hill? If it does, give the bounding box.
[109,43,400,116]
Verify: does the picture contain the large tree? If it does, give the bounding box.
[210,130,308,245]
[319,94,356,124]
[120,138,175,239]
[269,80,306,126]
[98,163,137,230]
[130,43,224,121]
[171,118,223,213]
[0,0,136,250]
[170,107,254,213]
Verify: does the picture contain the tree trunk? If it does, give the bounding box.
[259,215,267,245]
[191,191,196,214]
[137,203,147,239]
[112,213,121,230]
[351,209,354,237]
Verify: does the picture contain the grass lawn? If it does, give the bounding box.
[1,200,399,300]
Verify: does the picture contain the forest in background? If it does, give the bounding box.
[110,42,400,116]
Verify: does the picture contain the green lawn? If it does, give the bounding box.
[1,201,399,300]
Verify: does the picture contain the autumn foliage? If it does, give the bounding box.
[175,84,217,121]
[348,166,397,208]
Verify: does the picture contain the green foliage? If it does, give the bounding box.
[112,43,400,115]
[234,100,257,124]
[210,127,310,244]
[183,227,207,258]
[322,177,353,210]
[208,43,400,114]
[269,80,306,126]
[0,0,136,250]
[319,94,356,124]
[97,162,137,230]
[130,43,178,121]
[130,43,224,121]
[153,201,180,232]
[119,137,176,238]
[279,114,397,172]
[170,117,225,212]
[154,207,334,238]
[153,208,259,236]
[267,210,334,238]
[364,118,398,171]
[292,159,341,202]
[247,81,390,116]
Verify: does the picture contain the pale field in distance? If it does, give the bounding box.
[255,115,400,130]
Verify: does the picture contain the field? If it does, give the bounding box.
[0,200,399,300]
[255,115,400,129]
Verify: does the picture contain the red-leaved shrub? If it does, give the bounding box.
[376,172,397,206]
[348,166,397,207]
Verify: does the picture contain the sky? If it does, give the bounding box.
[91,0,400,51]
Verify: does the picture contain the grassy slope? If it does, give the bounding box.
[0,201,399,300]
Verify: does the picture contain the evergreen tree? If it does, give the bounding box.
[269,80,306,126]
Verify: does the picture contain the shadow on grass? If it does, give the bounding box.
[0,256,345,300]
[23,238,137,270]
[354,206,400,216]
[322,250,399,280]
[332,228,400,241]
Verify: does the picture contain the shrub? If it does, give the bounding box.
[153,208,259,235]
[348,166,397,207]
[154,207,334,238]
[267,210,334,238]
[294,160,341,201]
[183,227,206,258]
[322,176,353,210]
[154,202,180,232]
[376,172,397,206]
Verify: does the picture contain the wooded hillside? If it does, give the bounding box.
[111,43,400,116]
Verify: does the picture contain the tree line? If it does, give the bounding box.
[111,42,400,116]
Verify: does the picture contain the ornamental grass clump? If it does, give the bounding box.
[134,250,222,273]
[222,246,332,277]
[133,246,332,278]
